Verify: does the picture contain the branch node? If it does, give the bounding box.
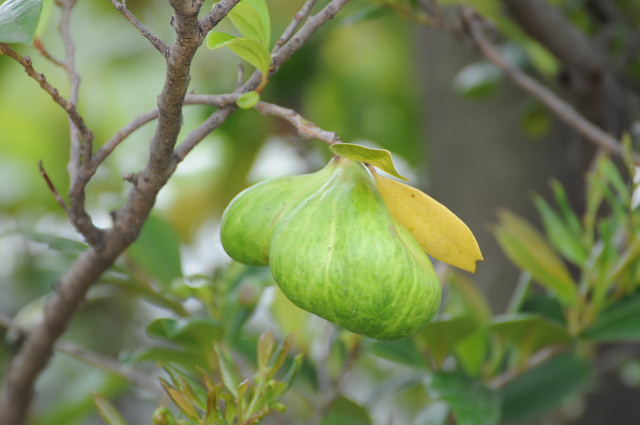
[123,172,139,186]
[38,160,69,211]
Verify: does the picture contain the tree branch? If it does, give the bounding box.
[199,0,242,35]
[39,161,69,212]
[255,101,342,144]
[276,0,318,48]
[0,313,160,394]
[55,0,105,247]
[174,0,352,161]
[460,9,639,165]
[0,0,353,422]
[107,0,169,56]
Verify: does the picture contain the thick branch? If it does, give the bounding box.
[0,1,352,422]
[461,9,638,164]
[502,0,605,72]
[501,0,630,134]
[108,0,169,56]
[0,314,159,394]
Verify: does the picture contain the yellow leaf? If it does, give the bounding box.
[374,173,483,272]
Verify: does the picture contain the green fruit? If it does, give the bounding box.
[269,158,441,340]
[220,161,337,265]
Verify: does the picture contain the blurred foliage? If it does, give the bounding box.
[1,0,640,424]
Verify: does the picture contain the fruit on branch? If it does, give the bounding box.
[269,158,441,340]
[220,162,336,265]
[221,157,441,340]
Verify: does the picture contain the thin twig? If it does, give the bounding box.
[460,8,640,165]
[33,38,67,70]
[38,161,69,212]
[256,101,342,144]
[108,0,169,56]
[488,345,565,389]
[56,0,104,247]
[94,94,339,168]
[200,0,243,35]
[276,0,318,48]
[0,313,160,394]
[0,43,92,143]
[175,0,353,161]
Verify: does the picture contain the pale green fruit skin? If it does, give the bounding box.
[269,159,441,340]
[220,161,337,265]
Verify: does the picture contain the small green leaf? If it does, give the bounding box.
[447,272,492,322]
[92,394,128,425]
[366,338,427,369]
[583,292,640,341]
[533,194,588,266]
[257,332,275,369]
[206,31,236,49]
[417,317,478,367]
[123,347,202,372]
[0,0,43,45]
[453,61,502,99]
[206,32,271,73]
[430,372,501,425]
[490,314,571,356]
[229,2,269,45]
[236,91,260,109]
[455,331,488,377]
[415,401,450,425]
[214,344,241,399]
[145,317,223,349]
[501,353,591,423]
[319,395,371,425]
[494,210,577,305]
[330,143,407,180]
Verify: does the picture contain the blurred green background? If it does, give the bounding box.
[1,0,640,424]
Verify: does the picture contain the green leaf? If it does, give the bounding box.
[490,314,571,356]
[92,394,128,425]
[229,1,270,46]
[366,338,427,369]
[494,210,577,305]
[330,143,407,180]
[447,272,492,322]
[206,32,271,73]
[455,331,488,377]
[429,372,501,425]
[501,353,591,423]
[214,344,241,399]
[123,347,203,372]
[533,194,588,266]
[417,317,478,367]
[206,31,236,49]
[453,61,501,99]
[236,90,260,109]
[319,395,371,425]
[0,0,43,45]
[583,292,640,341]
[415,401,450,425]
[147,318,223,348]
[128,214,182,288]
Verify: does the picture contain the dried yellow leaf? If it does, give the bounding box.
[374,173,483,272]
